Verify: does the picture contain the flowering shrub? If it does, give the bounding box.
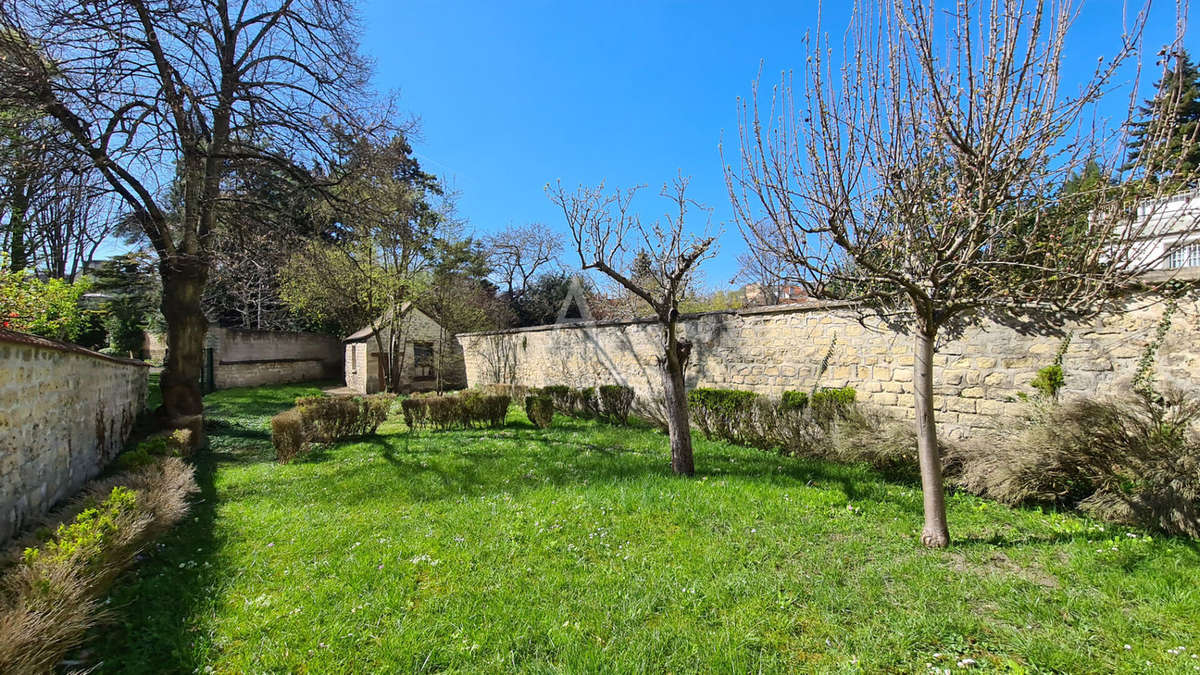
[0,262,91,340]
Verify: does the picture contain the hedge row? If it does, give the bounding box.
[400,391,512,431]
[539,384,634,425]
[270,394,396,463]
[687,387,857,445]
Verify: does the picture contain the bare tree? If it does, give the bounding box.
[0,0,382,433]
[486,222,562,303]
[726,0,1194,547]
[549,175,716,476]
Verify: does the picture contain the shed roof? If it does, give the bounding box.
[344,304,441,342]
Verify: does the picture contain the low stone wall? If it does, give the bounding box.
[206,327,343,390]
[459,292,1200,438]
[215,358,329,389]
[0,329,149,542]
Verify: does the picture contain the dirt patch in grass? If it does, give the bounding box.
[946,551,1059,589]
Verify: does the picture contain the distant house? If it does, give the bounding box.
[343,304,466,394]
[743,283,810,307]
[1126,189,1200,273]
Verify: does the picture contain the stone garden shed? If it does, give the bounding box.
[343,304,466,394]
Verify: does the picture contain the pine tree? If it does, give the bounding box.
[1126,50,1200,189]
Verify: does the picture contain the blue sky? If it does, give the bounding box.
[359,1,1191,289]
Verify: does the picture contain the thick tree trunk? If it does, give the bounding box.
[660,319,695,476]
[914,328,949,547]
[158,254,208,435]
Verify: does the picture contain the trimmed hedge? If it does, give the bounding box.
[599,385,635,425]
[780,390,809,412]
[687,388,762,441]
[402,391,513,431]
[810,387,857,421]
[524,394,554,428]
[271,408,307,464]
[270,394,396,463]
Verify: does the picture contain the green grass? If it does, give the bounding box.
[90,383,1200,673]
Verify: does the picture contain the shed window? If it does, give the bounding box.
[413,342,435,381]
[350,344,358,374]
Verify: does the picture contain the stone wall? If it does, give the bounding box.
[206,327,343,390]
[0,329,148,542]
[460,292,1200,438]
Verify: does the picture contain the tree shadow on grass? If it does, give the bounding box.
[241,421,920,515]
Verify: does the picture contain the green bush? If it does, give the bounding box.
[360,394,396,433]
[577,387,601,418]
[542,385,574,412]
[780,390,809,412]
[404,391,512,431]
[293,394,395,442]
[687,388,761,441]
[400,397,428,429]
[113,432,185,471]
[810,387,857,421]
[598,385,635,425]
[271,408,307,464]
[524,394,554,428]
[1030,364,1065,399]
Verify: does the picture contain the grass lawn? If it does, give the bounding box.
[90,383,1200,673]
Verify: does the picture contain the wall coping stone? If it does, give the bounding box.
[217,357,327,365]
[0,328,151,368]
[456,299,858,339]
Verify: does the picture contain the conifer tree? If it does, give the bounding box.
[1127,50,1200,189]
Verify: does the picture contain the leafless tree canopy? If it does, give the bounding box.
[550,175,717,320]
[0,0,391,423]
[549,174,717,476]
[0,0,380,258]
[486,222,562,301]
[726,0,1195,324]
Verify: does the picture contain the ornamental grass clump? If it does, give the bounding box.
[0,457,197,673]
[948,387,1200,537]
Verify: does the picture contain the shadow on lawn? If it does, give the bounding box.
[253,416,917,515]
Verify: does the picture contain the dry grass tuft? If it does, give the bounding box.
[0,457,198,673]
[948,387,1200,537]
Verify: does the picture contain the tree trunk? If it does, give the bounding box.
[660,319,695,476]
[158,254,208,435]
[913,327,949,548]
[7,174,30,272]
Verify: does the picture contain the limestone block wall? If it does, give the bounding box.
[460,293,1200,438]
[0,329,148,542]
[208,327,343,390]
